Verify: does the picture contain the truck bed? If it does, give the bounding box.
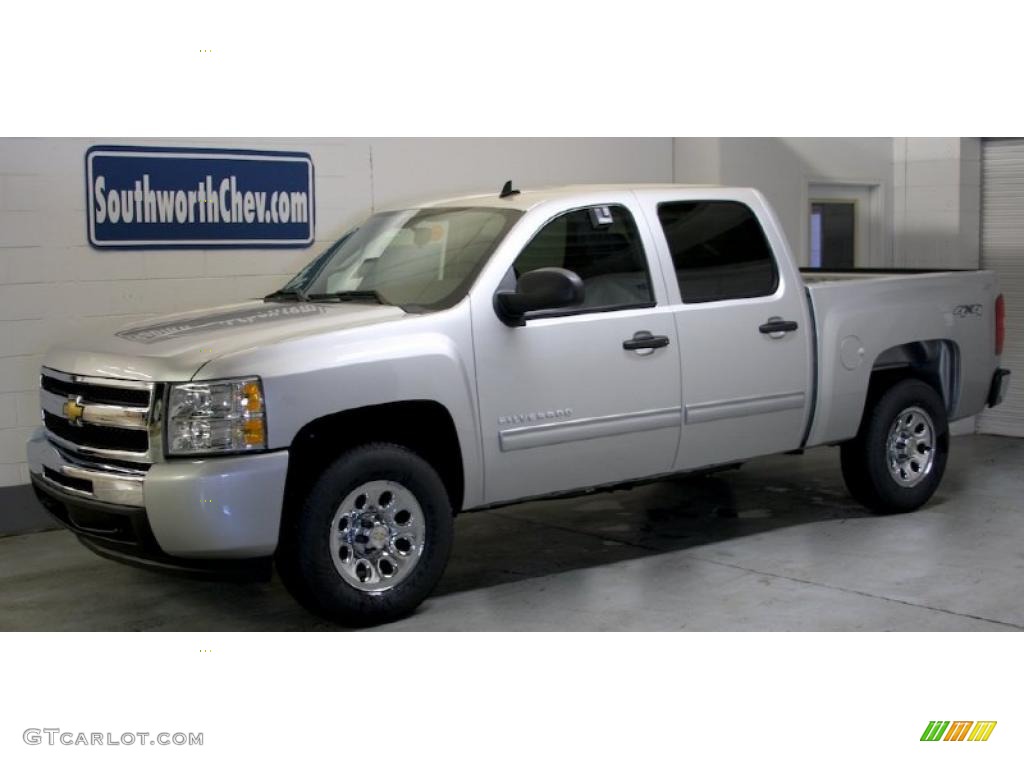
[800,267,999,448]
[800,267,971,285]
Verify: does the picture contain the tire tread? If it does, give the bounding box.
[839,378,948,514]
[276,442,453,626]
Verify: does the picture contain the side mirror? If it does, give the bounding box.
[494,267,585,326]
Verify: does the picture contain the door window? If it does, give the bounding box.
[513,205,654,313]
[657,201,779,304]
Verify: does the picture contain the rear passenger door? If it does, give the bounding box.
[637,192,814,470]
[472,200,682,504]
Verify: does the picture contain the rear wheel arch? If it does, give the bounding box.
[865,339,960,417]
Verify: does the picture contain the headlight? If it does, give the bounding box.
[166,377,267,456]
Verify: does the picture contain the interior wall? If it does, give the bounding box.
[672,137,982,273]
[672,137,895,267]
[370,138,674,209]
[0,137,673,487]
[893,138,982,269]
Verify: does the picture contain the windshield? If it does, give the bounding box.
[272,207,522,311]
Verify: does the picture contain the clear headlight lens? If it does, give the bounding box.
[166,377,266,456]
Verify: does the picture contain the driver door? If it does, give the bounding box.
[472,200,682,504]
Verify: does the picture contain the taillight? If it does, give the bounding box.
[995,293,1005,356]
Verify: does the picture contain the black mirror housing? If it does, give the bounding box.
[494,267,585,326]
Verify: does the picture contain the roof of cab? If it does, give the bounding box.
[414,183,742,212]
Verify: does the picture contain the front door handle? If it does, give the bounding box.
[623,331,671,352]
[759,318,799,336]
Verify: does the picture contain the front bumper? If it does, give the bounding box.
[27,428,288,575]
[29,476,272,579]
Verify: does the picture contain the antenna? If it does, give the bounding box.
[499,180,520,198]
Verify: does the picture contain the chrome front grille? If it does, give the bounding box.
[40,367,156,463]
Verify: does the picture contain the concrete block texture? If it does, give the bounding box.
[893,138,981,270]
[904,137,962,161]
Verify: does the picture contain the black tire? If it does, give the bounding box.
[840,378,949,514]
[276,443,454,626]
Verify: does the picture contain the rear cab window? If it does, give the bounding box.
[657,201,779,303]
[513,204,654,315]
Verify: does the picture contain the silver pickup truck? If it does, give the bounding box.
[27,184,1010,624]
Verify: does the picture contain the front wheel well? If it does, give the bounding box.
[284,401,464,514]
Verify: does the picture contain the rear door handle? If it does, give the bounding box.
[623,331,671,352]
[759,318,799,335]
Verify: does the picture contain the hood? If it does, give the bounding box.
[44,300,408,382]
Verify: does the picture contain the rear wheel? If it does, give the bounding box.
[277,443,454,626]
[840,378,949,514]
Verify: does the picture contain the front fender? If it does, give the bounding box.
[194,310,484,508]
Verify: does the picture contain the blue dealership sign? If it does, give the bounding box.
[85,146,315,249]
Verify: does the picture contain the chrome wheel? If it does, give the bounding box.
[885,406,936,488]
[329,480,426,592]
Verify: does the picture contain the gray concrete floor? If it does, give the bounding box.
[1,434,1021,631]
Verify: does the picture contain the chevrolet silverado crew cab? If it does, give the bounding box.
[28,184,1011,625]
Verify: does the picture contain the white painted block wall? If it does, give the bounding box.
[0,137,673,487]
[673,137,982,272]
[893,138,982,269]
[672,137,896,266]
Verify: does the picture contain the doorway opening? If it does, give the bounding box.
[810,201,855,269]
[808,183,878,269]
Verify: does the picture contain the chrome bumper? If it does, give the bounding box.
[27,428,290,559]
[27,428,145,506]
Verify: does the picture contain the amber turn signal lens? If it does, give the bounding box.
[242,381,263,411]
[243,418,266,447]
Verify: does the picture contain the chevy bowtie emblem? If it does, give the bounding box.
[62,396,85,426]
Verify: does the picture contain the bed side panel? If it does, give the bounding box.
[805,272,998,446]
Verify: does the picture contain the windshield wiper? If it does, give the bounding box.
[263,287,308,302]
[305,290,389,305]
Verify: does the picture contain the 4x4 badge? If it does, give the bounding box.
[953,304,983,318]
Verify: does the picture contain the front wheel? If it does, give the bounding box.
[840,378,949,514]
[277,443,454,626]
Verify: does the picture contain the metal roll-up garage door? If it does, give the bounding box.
[978,138,1024,436]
